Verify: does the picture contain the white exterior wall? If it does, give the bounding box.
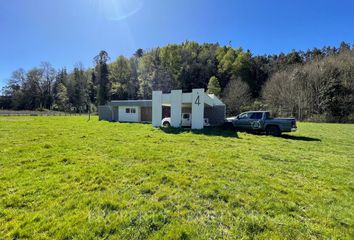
[151,88,223,129]
[191,89,205,129]
[170,90,182,127]
[152,91,162,127]
[118,106,141,122]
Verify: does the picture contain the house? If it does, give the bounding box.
[99,100,152,123]
[98,88,225,129]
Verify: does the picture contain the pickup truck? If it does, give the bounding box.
[227,111,297,136]
[161,113,210,127]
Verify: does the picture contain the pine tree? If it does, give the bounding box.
[55,83,69,111]
[207,76,221,96]
[94,51,110,105]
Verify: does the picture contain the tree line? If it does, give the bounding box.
[1,41,353,122]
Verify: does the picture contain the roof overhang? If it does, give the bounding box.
[109,100,152,107]
[161,92,218,107]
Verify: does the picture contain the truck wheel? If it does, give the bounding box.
[266,126,281,137]
[162,121,171,127]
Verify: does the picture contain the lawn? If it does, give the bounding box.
[0,116,353,239]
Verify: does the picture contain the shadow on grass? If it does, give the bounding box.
[281,134,321,142]
[160,126,239,138]
[243,131,321,142]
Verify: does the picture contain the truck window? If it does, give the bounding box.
[239,113,250,119]
[265,112,271,119]
[250,112,263,119]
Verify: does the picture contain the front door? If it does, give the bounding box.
[181,113,191,127]
[234,112,251,130]
[249,112,264,130]
[141,107,152,122]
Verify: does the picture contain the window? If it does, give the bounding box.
[250,112,263,120]
[183,113,190,119]
[238,113,250,119]
[125,108,136,114]
[265,112,271,119]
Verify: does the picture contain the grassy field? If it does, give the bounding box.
[0,116,353,239]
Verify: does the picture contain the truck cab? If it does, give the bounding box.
[231,111,297,136]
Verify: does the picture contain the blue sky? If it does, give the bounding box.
[1,0,353,89]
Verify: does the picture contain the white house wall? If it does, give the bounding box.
[181,93,192,103]
[171,90,182,127]
[152,91,162,127]
[152,88,217,129]
[162,93,171,105]
[118,106,141,122]
[191,89,205,129]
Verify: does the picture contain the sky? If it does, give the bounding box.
[1,0,353,89]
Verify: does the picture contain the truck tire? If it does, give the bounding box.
[162,121,171,127]
[266,126,281,137]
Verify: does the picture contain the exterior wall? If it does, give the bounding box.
[100,90,225,126]
[152,91,162,127]
[98,105,112,121]
[118,106,141,122]
[170,90,182,127]
[141,107,152,122]
[112,107,119,122]
[204,105,226,126]
[191,89,205,129]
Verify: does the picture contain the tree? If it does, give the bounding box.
[263,48,354,122]
[137,55,155,99]
[53,68,69,111]
[6,69,26,109]
[110,56,131,99]
[94,51,110,105]
[134,48,144,58]
[222,78,252,115]
[207,76,221,96]
[159,45,183,90]
[216,46,237,88]
[1,41,353,122]
[128,57,139,99]
[339,41,350,53]
[53,83,69,111]
[88,70,97,104]
[24,68,44,110]
[151,65,173,93]
[41,62,56,109]
[72,65,89,112]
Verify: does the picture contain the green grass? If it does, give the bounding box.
[0,116,353,239]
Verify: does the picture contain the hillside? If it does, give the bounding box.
[0,116,353,239]
[2,42,353,122]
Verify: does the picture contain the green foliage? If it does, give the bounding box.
[1,42,353,122]
[0,116,353,239]
[110,56,132,99]
[137,54,155,99]
[53,83,69,111]
[95,51,111,105]
[207,76,221,96]
[263,49,354,122]
[72,66,89,112]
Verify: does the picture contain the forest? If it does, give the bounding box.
[1,41,353,122]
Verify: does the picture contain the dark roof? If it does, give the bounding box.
[109,100,152,107]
